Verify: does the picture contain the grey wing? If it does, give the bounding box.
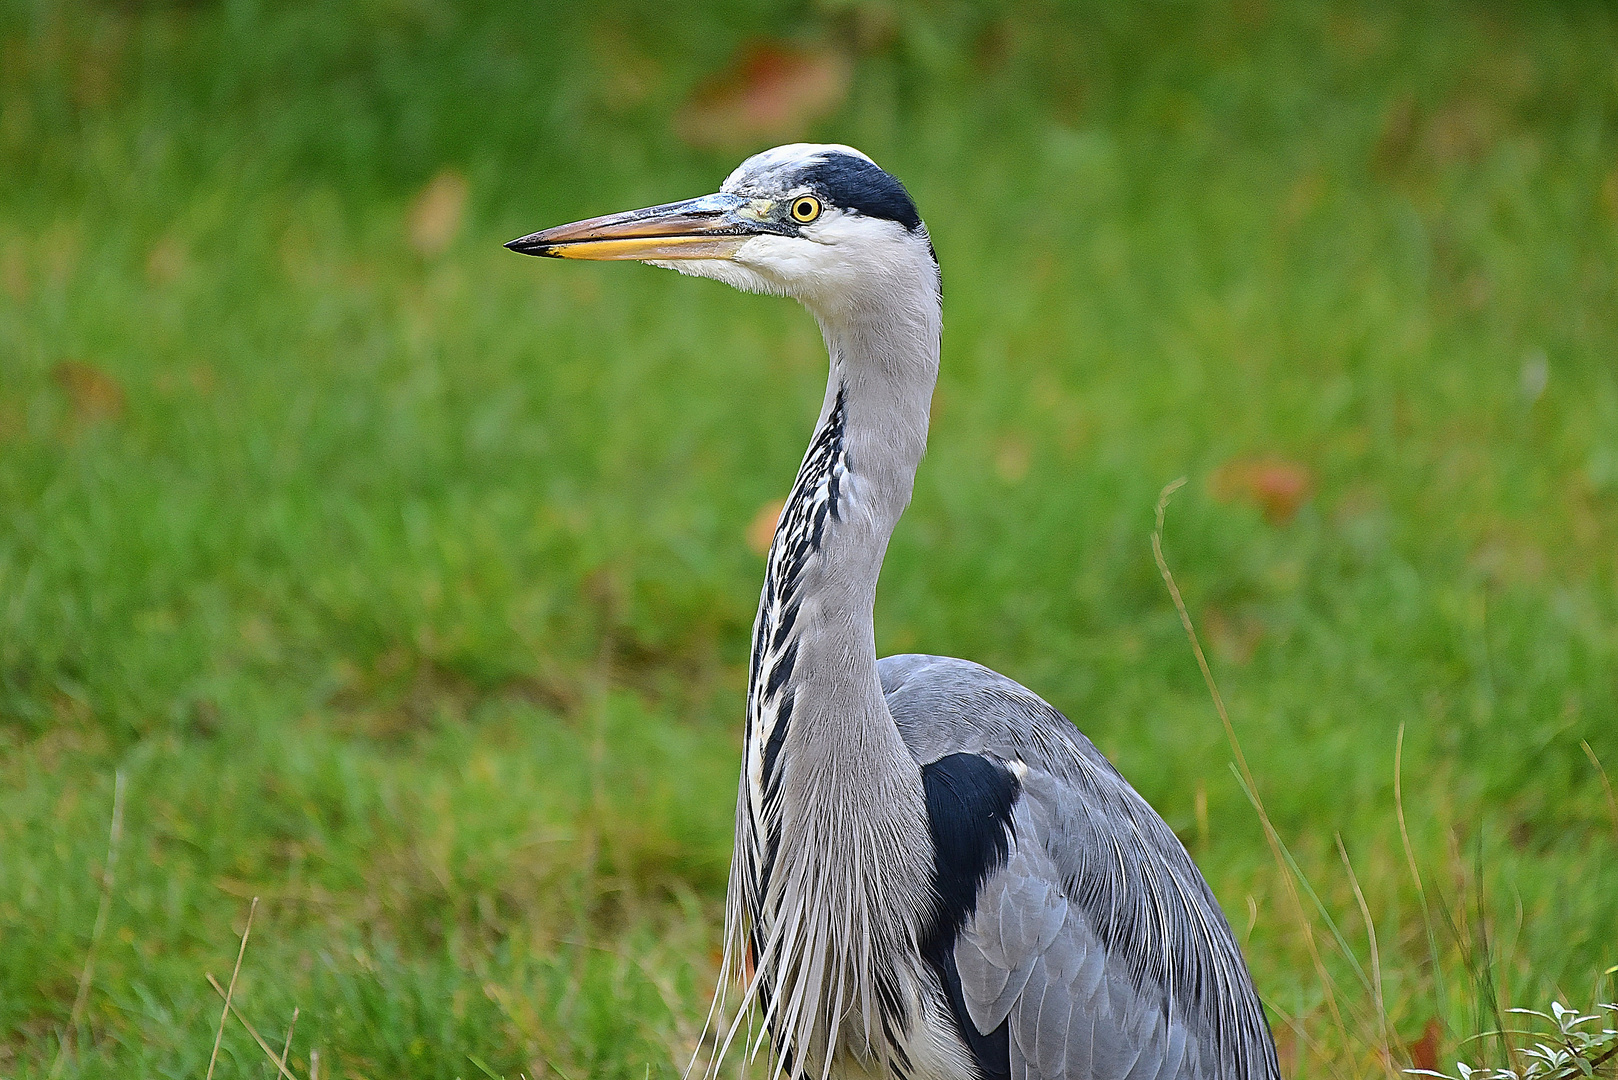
[880,654,1282,1080]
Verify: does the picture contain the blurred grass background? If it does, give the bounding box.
[2,0,1617,1077]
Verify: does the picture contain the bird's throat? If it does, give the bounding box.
[746,298,942,799]
[741,294,943,882]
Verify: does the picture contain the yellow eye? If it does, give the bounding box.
[790,195,822,223]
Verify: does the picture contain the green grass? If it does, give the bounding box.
[3,0,1617,1077]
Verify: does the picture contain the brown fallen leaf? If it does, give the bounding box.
[1204,605,1264,666]
[191,364,218,396]
[994,435,1030,483]
[53,360,125,424]
[1,241,27,302]
[676,42,851,151]
[409,169,468,256]
[1408,1017,1442,1074]
[146,236,187,286]
[74,47,120,110]
[746,497,786,555]
[1425,98,1498,166]
[1209,456,1314,524]
[1602,165,1618,223]
[1374,95,1419,173]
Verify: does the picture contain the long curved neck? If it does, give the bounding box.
[792,309,939,656]
[810,298,940,591]
[732,243,943,1074]
[743,258,941,842]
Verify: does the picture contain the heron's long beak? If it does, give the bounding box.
[505,193,758,261]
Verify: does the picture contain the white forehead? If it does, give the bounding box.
[721,143,877,195]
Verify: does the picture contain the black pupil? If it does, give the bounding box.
[797,200,814,218]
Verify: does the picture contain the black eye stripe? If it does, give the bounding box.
[795,154,922,232]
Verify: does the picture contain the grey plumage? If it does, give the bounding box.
[508,142,1282,1080]
[881,654,1280,1079]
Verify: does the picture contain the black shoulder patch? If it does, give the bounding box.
[801,153,923,232]
[921,753,1019,942]
[919,753,1019,1080]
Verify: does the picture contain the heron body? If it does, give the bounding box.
[509,145,1282,1080]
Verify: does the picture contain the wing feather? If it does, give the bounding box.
[956,834,1065,1034]
[880,654,1282,1080]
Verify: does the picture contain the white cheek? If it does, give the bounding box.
[734,234,834,281]
[735,232,868,307]
[643,257,788,297]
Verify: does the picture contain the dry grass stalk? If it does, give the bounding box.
[205,973,300,1080]
[1581,741,1618,840]
[206,895,258,1080]
[1151,478,1359,1076]
[49,770,128,1079]
[1397,725,1452,1038]
[279,1006,300,1078]
[70,771,126,1028]
[1264,994,1338,1066]
[1336,832,1396,1071]
[46,773,126,1075]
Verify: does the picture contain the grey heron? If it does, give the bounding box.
[508,144,1282,1080]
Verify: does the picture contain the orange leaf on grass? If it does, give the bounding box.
[409,169,468,256]
[1209,456,1314,524]
[746,498,786,555]
[53,360,126,424]
[994,435,1031,483]
[145,237,188,286]
[676,43,851,151]
[1408,1017,1442,1073]
[1204,605,1265,666]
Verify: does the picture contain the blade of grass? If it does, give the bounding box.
[1422,832,1511,1072]
[1470,834,1513,1072]
[483,979,580,1080]
[1581,741,1618,841]
[1263,992,1335,1067]
[1337,832,1398,1078]
[1151,479,1352,1069]
[1228,766,1374,995]
[1228,764,1398,1063]
[70,771,126,1028]
[1396,724,1451,1034]
[49,770,128,1080]
[558,934,698,1065]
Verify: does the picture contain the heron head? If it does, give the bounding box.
[506,144,936,318]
